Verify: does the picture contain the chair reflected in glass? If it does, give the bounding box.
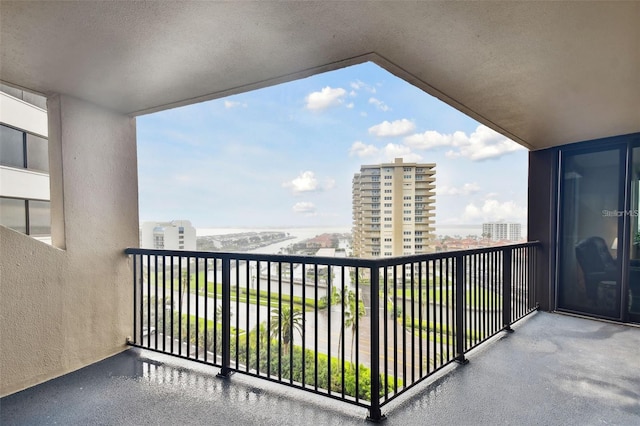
[575,236,618,312]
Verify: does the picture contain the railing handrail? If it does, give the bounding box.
[126,240,540,421]
[124,240,541,267]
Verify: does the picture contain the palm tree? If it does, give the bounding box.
[338,289,366,368]
[174,266,189,312]
[347,290,365,367]
[269,305,303,354]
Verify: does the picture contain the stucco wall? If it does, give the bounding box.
[0,95,138,396]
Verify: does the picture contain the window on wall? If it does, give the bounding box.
[0,125,24,168]
[0,197,51,236]
[0,197,26,233]
[0,124,49,172]
[28,200,51,235]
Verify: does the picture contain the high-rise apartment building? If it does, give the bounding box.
[0,85,50,243]
[482,222,522,242]
[352,158,435,258]
[141,220,196,250]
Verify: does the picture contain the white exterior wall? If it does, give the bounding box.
[0,166,49,200]
[0,94,138,396]
[0,92,48,137]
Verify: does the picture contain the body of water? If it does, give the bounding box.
[196,224,524,254]
[197,226,351,254]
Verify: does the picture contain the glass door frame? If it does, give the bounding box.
[554,135,640,323]
[625,142,640,323]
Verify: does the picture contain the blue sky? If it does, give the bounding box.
[137,62,528,230]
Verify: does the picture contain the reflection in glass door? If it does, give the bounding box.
[558,148,623,319]
[628,148,640,322]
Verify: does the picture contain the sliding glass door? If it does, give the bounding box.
[557,148,624,319]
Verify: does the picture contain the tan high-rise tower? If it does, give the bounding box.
[352,158,436,258]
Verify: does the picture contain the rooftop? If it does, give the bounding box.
[3,312,638,425]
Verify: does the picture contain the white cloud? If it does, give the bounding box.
[292,202,317,214]
[369,97,390,112]
[369,119,416,137]
[305,86,347,111]
[224,100,247,109]
[437,182,481,196]
[462,199,526,222]
[349,141,422,162]
[349,141,379,158]
[282,171,336,194]
[360,111,368,117]
[404,125,524,160]
[404,130,467,149]
[346,102,354,109]
[350,80,377,93]
[381,143,422,163]
[282,171,318,193]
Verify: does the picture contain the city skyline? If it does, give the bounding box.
[137,62,528,229]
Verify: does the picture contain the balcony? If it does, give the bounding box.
[2,3,640,424]
[6,243,550,422]
[2,295,638,424]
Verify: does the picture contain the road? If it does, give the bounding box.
[139,279,471,381]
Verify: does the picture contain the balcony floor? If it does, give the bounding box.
[2,311,639,425]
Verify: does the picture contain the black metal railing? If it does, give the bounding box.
[125,241,539,421]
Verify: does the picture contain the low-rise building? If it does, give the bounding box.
[141,220,196,250]
[482,222,522,242]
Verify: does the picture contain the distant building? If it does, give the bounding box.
[482,222,522,242]
[305,233,336,249]
[141,220,196,250]
[352,158,436,258]
[0,85,50,243]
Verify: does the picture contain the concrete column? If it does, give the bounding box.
[528,148,558,311]
[0,94,138,396]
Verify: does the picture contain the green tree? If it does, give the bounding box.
[340,289,365,367]
[270,304,303,354]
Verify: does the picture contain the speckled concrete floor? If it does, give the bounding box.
[2,312,639,425]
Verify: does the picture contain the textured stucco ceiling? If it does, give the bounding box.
[1,1,638,150]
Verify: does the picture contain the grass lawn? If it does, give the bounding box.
[390,287,502,308]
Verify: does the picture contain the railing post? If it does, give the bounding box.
[218,256,233,377]
[367,265,384,422]
[129,254,137,345]
[455,254,469,364]
[531,245,539,310]
[502,248,514,333]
